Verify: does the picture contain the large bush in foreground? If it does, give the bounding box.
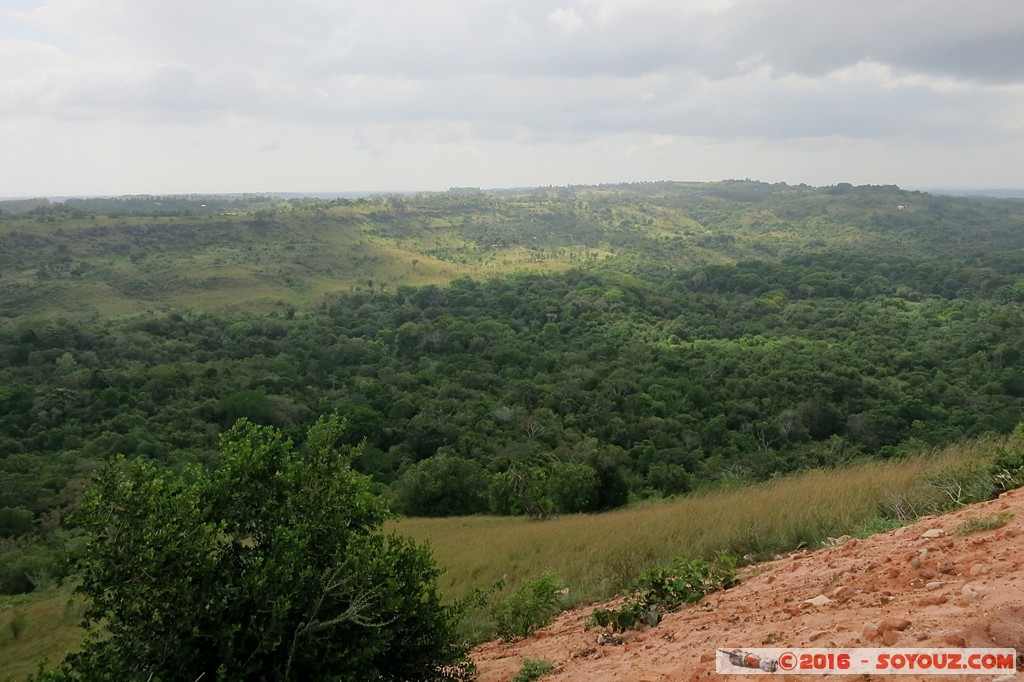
[51,416,471,681]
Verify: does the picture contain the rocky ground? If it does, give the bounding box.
[471,488,1024,681]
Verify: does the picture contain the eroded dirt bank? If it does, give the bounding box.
[472,488,1024,681]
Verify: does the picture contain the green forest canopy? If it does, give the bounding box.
[2,180,1024,594]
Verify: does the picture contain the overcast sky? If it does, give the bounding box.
[2,0,1024,196]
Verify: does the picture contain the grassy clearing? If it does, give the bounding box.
[0,589,85,681]
[397,438,1003,611]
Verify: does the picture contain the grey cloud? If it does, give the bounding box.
[6,0,1024,145]
[18,0,1024,85]
[724,0,1024,83]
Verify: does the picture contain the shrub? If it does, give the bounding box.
[7,608,27,640]
[491,571,565,641]
[991,423,1024,492]
[46,416,473,681]
[512,658,555,682]
[589,555,736,632]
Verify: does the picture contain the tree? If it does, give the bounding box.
[51,415,472,681]
[391,455,491,516]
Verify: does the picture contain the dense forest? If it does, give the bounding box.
[2,181,1024,594]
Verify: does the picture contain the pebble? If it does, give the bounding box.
[803,595,834,607]
[920,528,945,539]
[925,581,943,590]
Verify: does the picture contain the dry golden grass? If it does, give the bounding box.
[0,589,85,681]
[397,440,999,606]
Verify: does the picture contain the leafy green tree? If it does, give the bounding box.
[51,415,472,681]
[488,464,554,518]
[546,461,600,513]
[391,455,491,516]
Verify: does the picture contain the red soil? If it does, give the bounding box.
[472,488,1024,681]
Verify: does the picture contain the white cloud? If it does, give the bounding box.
[2,0,1024,194]
[549,8,585,34]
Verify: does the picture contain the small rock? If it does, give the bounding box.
[943,634,966,647]
[925,581,943,590]
[969,563,990,576]
[915,632,929,641]
[699,652,715,663]
[961,582,993,602]
[830,585,852,600]
[879,618,912,633]
[809,630,828,642]
[918,593,948,606]
[765,575,776,585]
[826,535,852,547]
[887,566,901,578]
[910,557,921,569]
[804,595,834,607]
[920,528,945,539]
[919,570,934,580]
[882,629,901,646]
[939,564,955,574]
[862,623,879,641]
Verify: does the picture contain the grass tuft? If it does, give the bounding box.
[954,511,1014,536]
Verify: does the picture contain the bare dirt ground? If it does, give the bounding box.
[472,488,1024,681]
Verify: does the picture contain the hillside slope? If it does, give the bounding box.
[472,488,1024,681]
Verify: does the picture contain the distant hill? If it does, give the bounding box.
[924,188,1024,199]
[3,180,1024,321]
